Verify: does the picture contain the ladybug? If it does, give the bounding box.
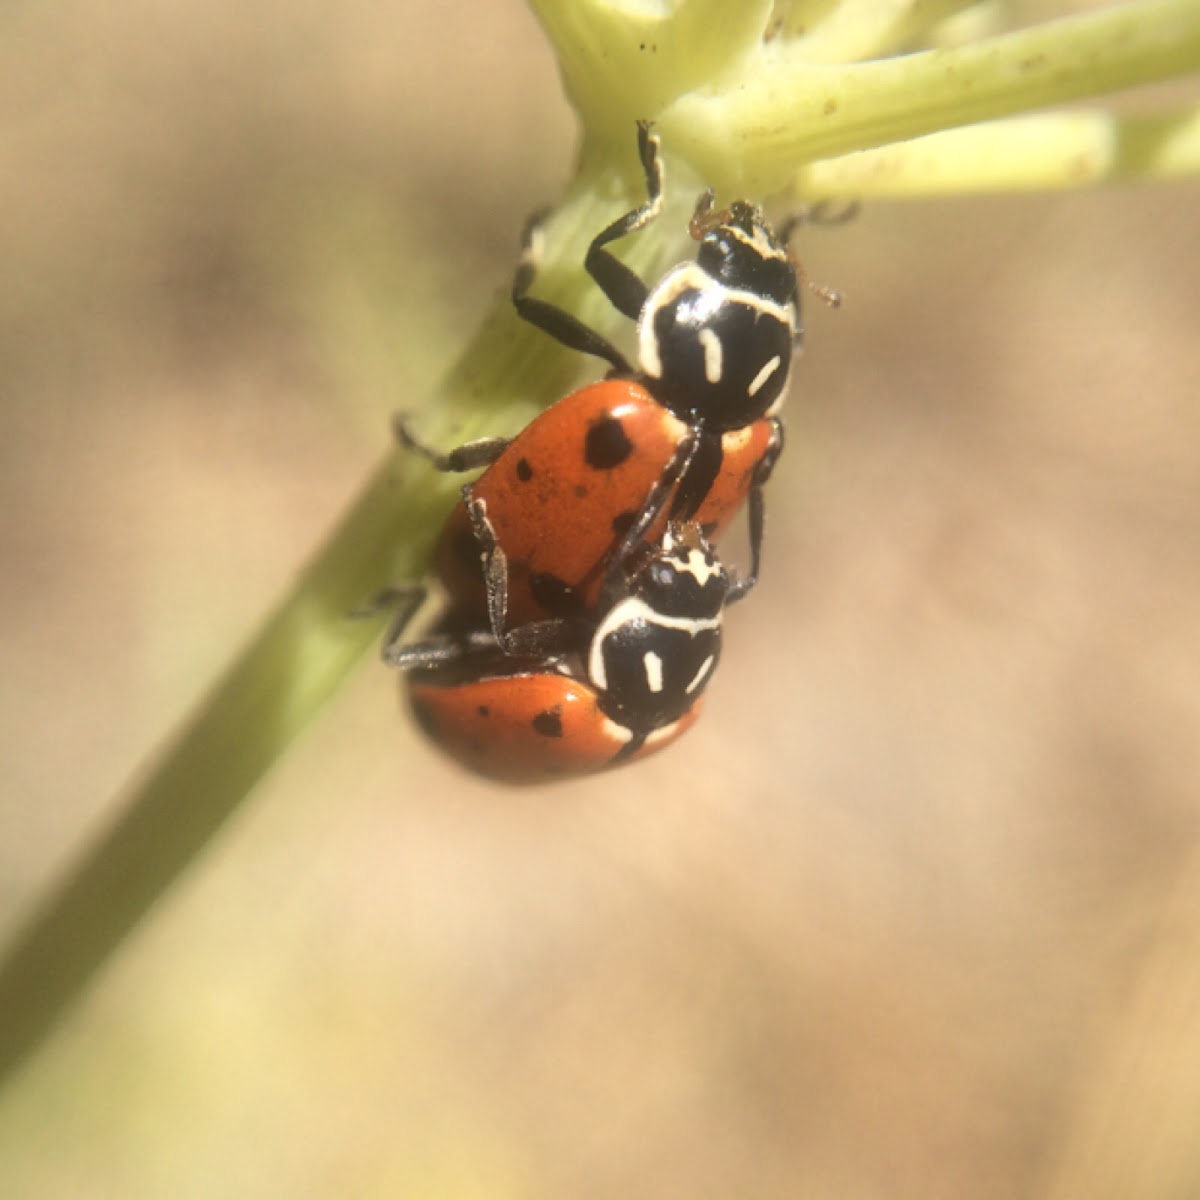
[397,120,806,639]
[386,524,746,784]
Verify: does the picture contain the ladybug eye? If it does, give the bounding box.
[712,235,736,271]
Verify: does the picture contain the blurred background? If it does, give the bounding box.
[2,2,1199,1196]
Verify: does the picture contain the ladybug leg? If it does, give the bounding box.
[725,488,763,607]
[373,584,430,660]
[776,199,860,243]
[393,414,510,473]
[594,433,700,610]
[382,627,500,671]
[464,493,513,646]
[492,618,577,659]
[459,487,591,657]
[383,619,575,672]
[511,211,632,374]
[582,121,663,321]
[726,420,783,606]
[757,417,785,487]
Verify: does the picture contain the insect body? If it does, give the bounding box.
[392,524,741,784]
[399,121,801,639]
[426,377,780,627]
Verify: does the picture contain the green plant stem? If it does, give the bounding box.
[0,145,694,1089]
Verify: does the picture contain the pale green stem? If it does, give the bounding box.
[786,0,986,64]
[796,105,1200,196]
[661,0,1200,193]
[527,0,774,141]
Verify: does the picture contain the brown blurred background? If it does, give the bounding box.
[2,3,1199,1197]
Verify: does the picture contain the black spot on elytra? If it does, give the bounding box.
[529,571,578,615]
[532,706,564,738]
[611,510,637,537]
[585,416,634,470]
[515,458,533,482]
[477,704,490,718]
[574,483,588,499]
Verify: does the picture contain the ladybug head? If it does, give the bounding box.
[635,523,728,622]
[691,196,798,311]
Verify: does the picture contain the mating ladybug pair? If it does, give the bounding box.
[384,123,813,784]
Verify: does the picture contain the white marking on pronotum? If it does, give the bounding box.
[747,354,782,398]
[638,261,798,379]
[643,650,664,694]
[637,265,715,377]
[699,329,723,384]
[686,655,716,694]
[588,598,721,693]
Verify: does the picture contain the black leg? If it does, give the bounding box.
[492,618,577,659]
[464,490,592,657]
[374,584,430,661]
[466,493,523,654]
[383,627,498,671]
[511,210,632,373]
[595,433,700,610]
[776,199,861,244]
[393,414,511,473]
[384,619,576,672]
[727,419,783,606]
[582,121,664,321]
[725,490,762,608]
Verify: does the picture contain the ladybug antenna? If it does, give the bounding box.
[797,264,844,310]
[778,197,858,309]
[688,189,719,241]
[776,198,861,244]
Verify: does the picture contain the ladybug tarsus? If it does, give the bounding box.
[512,207,633,374]
[581,122,664,321]
[394,414,511,473]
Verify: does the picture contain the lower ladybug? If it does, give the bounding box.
[386,524,745,784]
